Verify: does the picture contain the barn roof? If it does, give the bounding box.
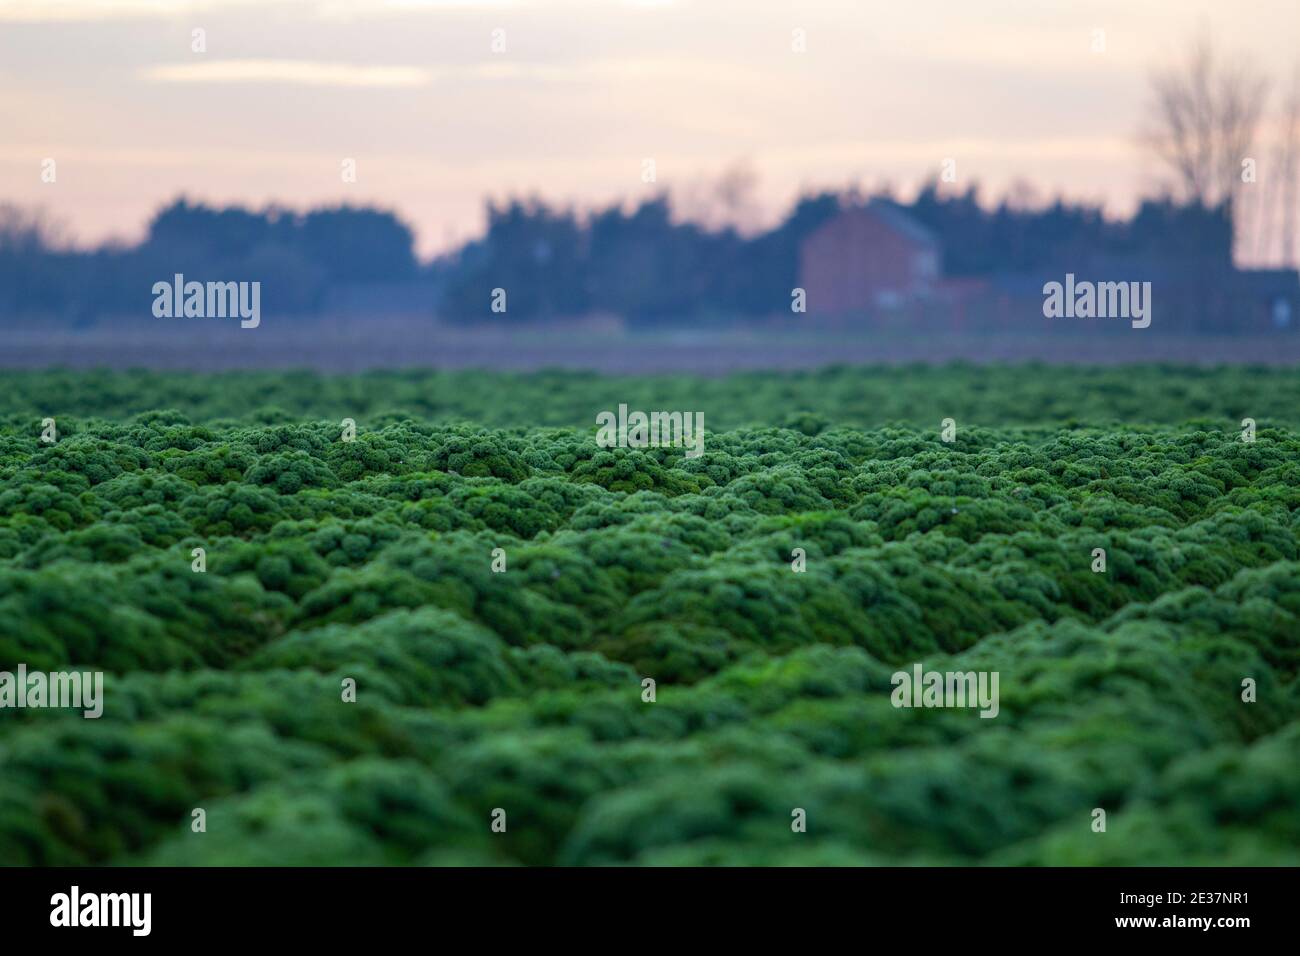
[863,200,940,249]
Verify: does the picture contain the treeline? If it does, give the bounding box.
[906,184,1233,276]
[444,186,1234,320]
[0,200,419,322]
[0,186,1234,322]
[438,192,842,320]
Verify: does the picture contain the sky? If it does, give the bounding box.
[1,0,1297,259]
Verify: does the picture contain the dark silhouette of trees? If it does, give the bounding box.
[0,199,419,321]
[439,191,840,321]
[0,185,1263,324]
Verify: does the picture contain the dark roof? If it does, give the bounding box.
[864,200,940,249]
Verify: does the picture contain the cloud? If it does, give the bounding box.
[138,56,715,88]
[0,0,677,22]
[0,0,270,22]
[141,59,432,87]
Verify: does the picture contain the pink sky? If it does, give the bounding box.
[2,0,1297,259]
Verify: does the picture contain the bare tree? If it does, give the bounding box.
[1248,71,1299,265]
[0,203,66,253]
[1276,73,1300,267]
[1143,37,1270,221]
[673,160,763,234]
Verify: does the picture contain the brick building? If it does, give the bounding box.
[797,198,1300,331]
[798,200,940,317]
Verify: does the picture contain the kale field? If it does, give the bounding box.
[0,365,1297,866]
